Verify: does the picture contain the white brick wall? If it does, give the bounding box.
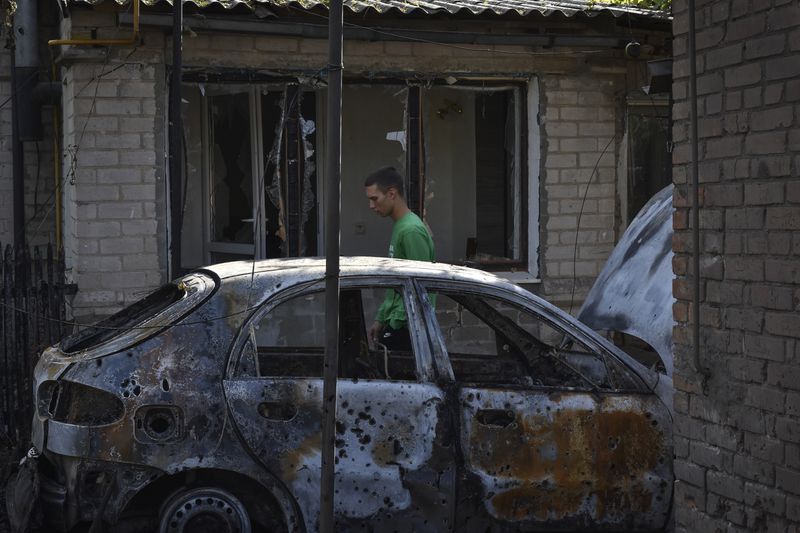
[49,10,667,321]
[60,42,167,322]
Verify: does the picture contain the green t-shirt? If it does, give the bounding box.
[376,212,435,330]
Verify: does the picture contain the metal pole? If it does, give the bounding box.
[320,1,343,532]
[10,52,26,249]
[169,0,183,277]
[687,0,703,377]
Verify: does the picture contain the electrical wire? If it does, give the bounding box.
[0,276,323,332]
[21,46,141,243]
[16,0,140,241]
[0,68,41,111]
[568,134,616,316]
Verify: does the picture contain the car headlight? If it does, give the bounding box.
[38,380,124,426]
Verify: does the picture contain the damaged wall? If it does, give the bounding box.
[55,5,670,320]
[671,0,800,530]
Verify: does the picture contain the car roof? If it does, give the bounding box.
[200,256,519,290]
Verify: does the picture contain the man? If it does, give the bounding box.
[364,166,435,350]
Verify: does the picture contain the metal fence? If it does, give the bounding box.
[1,244,67,445]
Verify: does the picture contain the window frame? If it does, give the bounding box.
[177,74,540,280]
[226,275,436,382]
[622,96,672,231]
[415,278,648,392]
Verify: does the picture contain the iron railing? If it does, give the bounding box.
[0,244,67,445]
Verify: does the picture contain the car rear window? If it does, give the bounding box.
[60,283,186,354]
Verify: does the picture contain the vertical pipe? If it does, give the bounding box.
[53,104,63,250]
[169,0,183,277]
[320,1,343,532]
[10,52,26,249]
[687,0,702,374]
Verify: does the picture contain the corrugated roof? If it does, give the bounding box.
[71,0,670,20]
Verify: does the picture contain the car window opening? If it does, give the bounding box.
[60,283,186,354]
[428,290,636,391]
[239,286,418,382]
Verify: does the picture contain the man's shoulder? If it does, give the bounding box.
[398,211,426,230]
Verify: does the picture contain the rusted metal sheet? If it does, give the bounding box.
[578,185,675,375]
[458,388,672,530]
[224,379,453,530]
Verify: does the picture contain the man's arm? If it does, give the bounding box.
[370,290,395,344]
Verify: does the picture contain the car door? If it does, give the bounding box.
[223,277,455,532]
[418,281,673,532]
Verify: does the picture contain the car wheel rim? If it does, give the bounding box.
[159,487,251,533]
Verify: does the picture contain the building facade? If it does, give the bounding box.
[1,0,672,324]
[671,0,800,529]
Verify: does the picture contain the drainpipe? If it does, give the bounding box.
[320,1,343,532]
[10,54,26,249]
[169,0,183,277]
[687,0,707,380]
[11,0,40,247]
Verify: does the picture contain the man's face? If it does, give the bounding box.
[365,184,396,218]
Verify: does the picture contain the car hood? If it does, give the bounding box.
[578,185,675,376]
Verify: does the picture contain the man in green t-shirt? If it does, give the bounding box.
[364,166,435,350]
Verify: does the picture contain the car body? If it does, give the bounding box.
[23,256,673,532]
[578,185,675,376]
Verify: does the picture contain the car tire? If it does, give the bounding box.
[158,486,253,533]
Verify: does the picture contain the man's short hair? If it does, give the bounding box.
[364,166,405,197]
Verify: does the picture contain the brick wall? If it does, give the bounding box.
[59,17,168,322]
[672,0,800,530]
[53,9,668,320]
[539,75,619,306]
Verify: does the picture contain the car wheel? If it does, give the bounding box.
[158,486,252,533]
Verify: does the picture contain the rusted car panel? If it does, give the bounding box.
[578,185,675,375]
[224,379,453,531]
[458,389,672,530]
[19,257,672,532]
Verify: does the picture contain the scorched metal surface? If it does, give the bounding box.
[17,257,672,532]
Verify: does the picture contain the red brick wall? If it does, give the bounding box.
[671,0,800,530]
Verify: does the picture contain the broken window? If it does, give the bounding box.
[422,86,523,267]
[425,287,639,390]
[179,78,529,272]
[339,82,527,269]
[180,83,318,270]
[626,99,671,224]
[240,284,418,381]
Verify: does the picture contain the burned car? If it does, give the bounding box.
[19,256,673,532]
